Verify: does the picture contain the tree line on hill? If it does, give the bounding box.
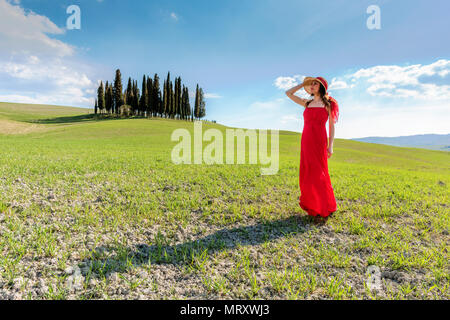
[95,69,206,121]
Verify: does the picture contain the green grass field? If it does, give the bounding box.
[0,101,448,300]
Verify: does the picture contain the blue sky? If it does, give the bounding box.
[0,0,449,138]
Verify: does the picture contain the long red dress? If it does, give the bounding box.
[299,104,337,217]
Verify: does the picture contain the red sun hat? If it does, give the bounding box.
[302,76,328,95]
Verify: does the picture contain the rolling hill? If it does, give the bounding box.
[0,101,448,300]
[351,134,450,152]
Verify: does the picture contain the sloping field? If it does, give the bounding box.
[0,102,92,135]
[0,102,448,300]
[0,102,90,122]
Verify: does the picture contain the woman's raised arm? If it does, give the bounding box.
[285,83,308,108]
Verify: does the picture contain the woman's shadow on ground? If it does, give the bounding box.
[82,214,324,276]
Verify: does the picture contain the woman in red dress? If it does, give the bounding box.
[285,76,339,222]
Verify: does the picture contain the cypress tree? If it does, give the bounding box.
[180,85,185,120]
[134,80,140,115]
[186,87,191,120]
[165,72,171,118]
[198,87,206,119]
[172,77,176,119]
[164,79,168,118]
[174,78,177,118]
[113,69,123,115]
[97,81,105,114]
[104,81,109,114]
[194,84,200,120]
[146,76,153,117]
[130,80,135,115]
[169,80,174,119]
[181,85,190,121]
[106,83,113,114]
[175,77,182,119]
[126,77,132,109]
[104,81,109,113]
[153,74,162,118]
[94,98,98,115]
[139,75,147,117]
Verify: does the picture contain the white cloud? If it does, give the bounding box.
[0,0,73,57]
[204,93,223,99]
[366,83,396,97]
[273,75,311,99]
[283,59,450,100]
[348,59,450,100]
[0,89,93,106]
[328,77,349,90]
[273,75,305,91]
[0,0,96,107]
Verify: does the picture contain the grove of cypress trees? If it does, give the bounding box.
[97,70,205,121]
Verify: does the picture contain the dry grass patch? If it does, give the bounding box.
[0,119,50,135]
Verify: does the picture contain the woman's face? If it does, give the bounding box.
[310,80,321,94]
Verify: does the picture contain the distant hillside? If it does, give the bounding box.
[351,134,450,152]
[0,101,90,122]
[0,101,92,134]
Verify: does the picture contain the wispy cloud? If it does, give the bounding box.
[170,12,179,21]
[204,93,223,99]
[329,77,351,90]
[0,0,96,107]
